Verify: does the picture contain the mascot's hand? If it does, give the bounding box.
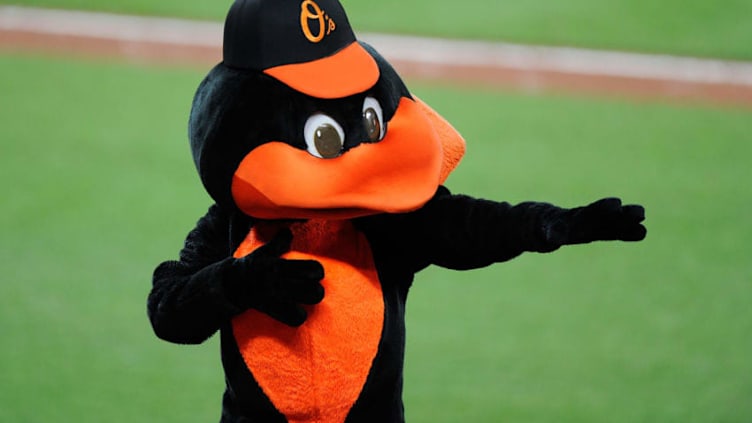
[230,229,325,326]
[547,198,646,247]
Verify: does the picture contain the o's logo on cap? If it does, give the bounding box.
[300,0,336,43]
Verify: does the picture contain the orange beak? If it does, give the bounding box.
[231,96,465,220]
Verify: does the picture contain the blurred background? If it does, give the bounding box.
[1,0,750,421]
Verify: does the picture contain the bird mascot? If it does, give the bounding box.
[147,0,647,421]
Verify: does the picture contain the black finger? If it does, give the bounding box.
[277,259,325,281]
[258,300,308,327]
[622,204,645,222]
[255,228,293,258]
[280,278,325,305]
[588,197,622,214]
[619,223,647,242]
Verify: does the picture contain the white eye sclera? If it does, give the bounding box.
[303,114,345,159]
[362,97,385,142]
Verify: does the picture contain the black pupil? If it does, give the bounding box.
[364,108,381,142]
[314,124,342,158]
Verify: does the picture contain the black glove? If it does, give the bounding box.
[547,198,646,247]
[227,228,325,327]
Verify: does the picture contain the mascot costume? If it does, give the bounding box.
[148,0,647,421]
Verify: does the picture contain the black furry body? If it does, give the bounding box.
[149,187,644,422]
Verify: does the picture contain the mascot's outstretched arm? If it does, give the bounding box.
[356,187,646,272]
[148,206,325,344]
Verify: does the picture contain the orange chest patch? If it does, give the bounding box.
[232,220,384,423]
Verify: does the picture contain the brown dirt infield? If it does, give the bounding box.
[2,6,751,108]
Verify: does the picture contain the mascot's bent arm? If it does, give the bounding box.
[149,205,329,343]
[148,205,240,344]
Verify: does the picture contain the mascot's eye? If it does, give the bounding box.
[362,97,386,142]
[304,114,345,159]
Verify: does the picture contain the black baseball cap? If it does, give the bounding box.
[223,0,380,99]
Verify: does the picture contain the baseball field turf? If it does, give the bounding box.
[1,0,751,421]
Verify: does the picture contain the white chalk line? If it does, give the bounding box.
[2,5,752,87]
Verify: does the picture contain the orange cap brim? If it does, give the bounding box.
[263,42,380,99]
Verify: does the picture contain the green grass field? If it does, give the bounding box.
[1,53,750,422]
[7,0,752,60]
